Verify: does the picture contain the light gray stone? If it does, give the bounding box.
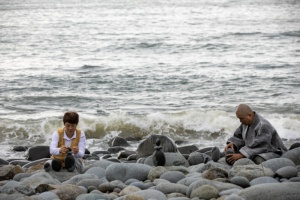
[187,179,242,197]
[237,182,300,200]
[190,184,219,199]
[275,166,298,179]
[229,164,274,181]
[115,189,168,200]
[160,171,186,183]
[261,158,296,172]
[281,147,300,165]
[156,182,189,194]
[230,176,250,188]
[84,166,106,179]
[106,163,152,182]
[250,176,279,186]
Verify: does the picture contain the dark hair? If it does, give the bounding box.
[63,112,79,125]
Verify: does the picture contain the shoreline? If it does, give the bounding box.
[0,135,300,199]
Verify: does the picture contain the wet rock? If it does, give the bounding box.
[109,136,130,147]
[136,134,177,159]
[117,150,136,159]
[26,146,50,161]
[107,146,126,154]
[0,164,24,181]
[177,145,199,154]
[233,158,255,166]
[76,193,110,200]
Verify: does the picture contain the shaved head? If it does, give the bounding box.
[235,104,255,125]
[236,104,253,117]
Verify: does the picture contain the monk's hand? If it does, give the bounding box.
[72,146,79,154]
[60,146,69,154]
[224,143,234,152]
[226,153,245,164]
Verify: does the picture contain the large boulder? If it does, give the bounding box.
[26,146,50,161]
[136,135,178,159]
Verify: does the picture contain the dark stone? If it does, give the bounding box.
[152,139,166,167]
[289,143,300,150]
[188,152,211,165]
[127,154,137,161]
[281,147,300,165]
[13,146,28,151]
[136,134,177,159]
[117,150,136,159]
[91,150,110,157]
[107,146,126,154]
[177,145,199,154]
[109,136,130,147]
[26,146,50,161]
[225,148,235,165]
[0,158,9,166]
[9,159,30,166]
[197,147,213,153]
[211,146,221,162]
[52,159,62,172]
[85,148,91,154]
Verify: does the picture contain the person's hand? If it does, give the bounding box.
[72,146,79,154]
[226,153,245,164]
[224,143,234,152]
[60,146,69,154]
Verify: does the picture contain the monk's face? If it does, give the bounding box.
[236,112,254,125]
[64,122,77,137]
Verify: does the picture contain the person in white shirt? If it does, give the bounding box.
[44,111,86,173]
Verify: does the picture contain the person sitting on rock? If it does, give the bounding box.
[224,104,287,165]
[44,111,86,173]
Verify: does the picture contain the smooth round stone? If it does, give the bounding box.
[230,176,250,188]
[275,166,298,179]
[250,176,279,186]
[190,184,219,199]
[261,158,295,172]
[160,171,186,183]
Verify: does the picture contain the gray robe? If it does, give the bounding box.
[227,113,287,160]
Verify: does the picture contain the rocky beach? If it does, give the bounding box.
[0,135,300,200]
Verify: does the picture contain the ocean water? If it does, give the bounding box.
[0,0,299,159]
